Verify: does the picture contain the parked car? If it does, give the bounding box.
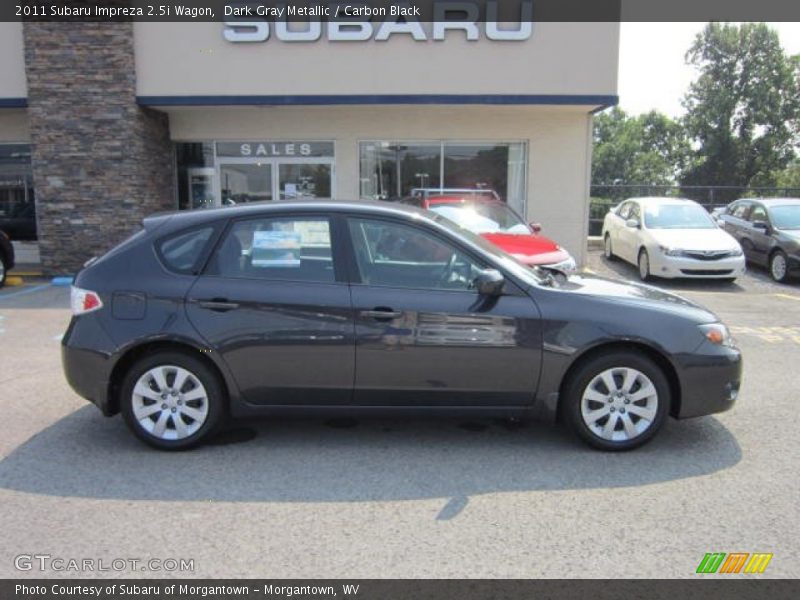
[602,197,745,282]
[717,198,800,283]
[403,195,577,272]
[62,200,741,452]
[0,229,15,288]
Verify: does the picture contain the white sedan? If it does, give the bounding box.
[602,197,746,281]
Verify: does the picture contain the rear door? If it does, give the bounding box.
[746,203,773,265]
[344,215,542,407]
[185,213,355,406]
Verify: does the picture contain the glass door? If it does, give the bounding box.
[219,163,273,206]
[277,162,333,200]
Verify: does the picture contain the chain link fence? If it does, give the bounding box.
[588,185,800,235]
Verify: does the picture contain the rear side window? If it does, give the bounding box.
[158,227,214,274]
[207,216,336,283]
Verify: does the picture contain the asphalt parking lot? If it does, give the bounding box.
[0,254,798,579]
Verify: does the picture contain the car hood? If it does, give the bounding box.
[647,228,739,251]
[778,229,800,243]
[558,273,718,322]
[480,232,560,256]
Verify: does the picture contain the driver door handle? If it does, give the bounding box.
[198,299,240,312]
[361,308,402,321]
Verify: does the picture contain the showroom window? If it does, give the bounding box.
[359,141,527,214]
[0,144,36,241]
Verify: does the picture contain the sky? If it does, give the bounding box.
[618,22,800,117]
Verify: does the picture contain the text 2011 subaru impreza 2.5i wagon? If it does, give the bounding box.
[62,201,742,451]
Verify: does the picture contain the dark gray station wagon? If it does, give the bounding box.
[62,201,742,451]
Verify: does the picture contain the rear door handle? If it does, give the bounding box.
[198,299,240,312]
[360,308,402,321]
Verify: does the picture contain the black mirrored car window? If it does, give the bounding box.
[348,218,484,291]
[158,226,214,274]
[209,216,335,283]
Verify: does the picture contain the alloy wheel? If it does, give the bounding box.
[131,365,209,441]
[771,252,787,282]
[580,367,658,442]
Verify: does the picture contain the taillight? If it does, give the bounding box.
[70,286,104,316]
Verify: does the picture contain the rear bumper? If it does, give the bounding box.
[61,317,116,415]
[674,345,742,419]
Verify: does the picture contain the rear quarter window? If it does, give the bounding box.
[157,226,215,274]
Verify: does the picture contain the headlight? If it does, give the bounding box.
[659,245,683,257]
[698,323,734,347]
[548,255,577,273]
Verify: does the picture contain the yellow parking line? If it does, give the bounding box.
[774,293,800,302]
[583,268,596,274]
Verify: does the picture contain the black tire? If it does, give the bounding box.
[563,351,670,451]
[121,351,225,450]
[603,234,616,261]
[637,248,651,282]
[0,252,7,288]
[769,250,790,283]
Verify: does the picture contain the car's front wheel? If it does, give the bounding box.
[769,250,790,283]
[603,234,616,261]
[0,251,8,288]
[638,249,651,281]
[563,351,670,451]
[121,352,225,450]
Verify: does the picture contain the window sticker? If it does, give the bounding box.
[251,230,302,268]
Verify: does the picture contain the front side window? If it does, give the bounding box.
[748,204,768,223]
[208,217,335,283]
[158,227,215,274]
[616,202,631,219]
[348,218,484,291]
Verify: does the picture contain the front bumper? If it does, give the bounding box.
[674,344,742,419]
[649,252,746,279]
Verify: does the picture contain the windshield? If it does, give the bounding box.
[428,202,530,235]
[770,205,800,229]
[428,212,546,285]
[644,204,716,230]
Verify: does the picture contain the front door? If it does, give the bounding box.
[345,216,542,407]
[186,214,354,406]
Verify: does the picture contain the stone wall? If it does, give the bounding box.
[23,22,175,275]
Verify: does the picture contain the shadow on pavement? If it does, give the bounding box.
[0,406,741,503]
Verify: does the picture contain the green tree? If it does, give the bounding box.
[681,23,800,193]
[592,107,690,188]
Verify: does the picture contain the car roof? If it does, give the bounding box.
[144,199,436,232]
[733,197,800,206]
[625,197,699,206]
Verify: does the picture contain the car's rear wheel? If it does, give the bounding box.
[638,249,651,281]
[563,351,669,451]
[769,250,790,283]
[603,234,616,261]
[121,352,225,450]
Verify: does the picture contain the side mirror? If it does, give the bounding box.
[473,269,505,296]
[528,222,542,234]
[625,218,640,229]
[752,220,769,232]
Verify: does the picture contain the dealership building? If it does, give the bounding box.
[0,19,619,274]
